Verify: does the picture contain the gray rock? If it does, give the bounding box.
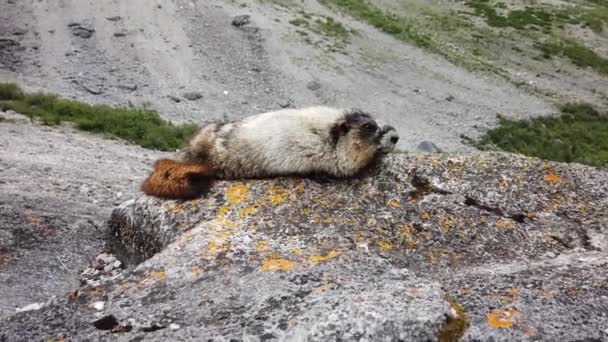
[231,14,251,28]
[2,153,607,341]
[182,91,203,101]
[69,23,94,39]
[306,80,321,91]
[416,140,442,153]
[81,82,102,95]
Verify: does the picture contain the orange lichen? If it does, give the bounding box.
[261,257,295,272]
[377,240,393,251]
[309,250,341,263]
[267,186,288,205]
[487,308,520,328]
[421,212,430,221]
[544,172,561,183]
[239,205,256,218]
[216,206,229,219]
[226,183,249,205]
[496,219,514,229]
[191,266,202,277]
[388,199,400,208]
[255,241,269,251]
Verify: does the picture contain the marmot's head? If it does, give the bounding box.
[330,109,399,171]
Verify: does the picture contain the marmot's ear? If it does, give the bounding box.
[330,119,349,144]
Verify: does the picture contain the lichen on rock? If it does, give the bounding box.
[2,152,607,341]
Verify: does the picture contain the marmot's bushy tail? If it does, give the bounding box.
[141,159,215,199]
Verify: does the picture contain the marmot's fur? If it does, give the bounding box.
[141,106,399,199]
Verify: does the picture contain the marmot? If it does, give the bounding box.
[141,106,399,199]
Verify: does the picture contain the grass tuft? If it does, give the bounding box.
[466,103,608,167]
[0,83,198,151]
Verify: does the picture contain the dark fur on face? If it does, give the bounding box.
[331,109,397,147]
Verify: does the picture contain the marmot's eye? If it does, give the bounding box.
[363,123,377,131]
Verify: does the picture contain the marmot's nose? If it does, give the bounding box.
[390,136,399,144]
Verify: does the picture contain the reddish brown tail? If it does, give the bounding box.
[141,159,216,200]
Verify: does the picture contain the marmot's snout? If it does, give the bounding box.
[378,124,399,154]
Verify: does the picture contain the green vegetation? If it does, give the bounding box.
[320,0,434,49]
[465,103,608,167]
[289,12,352,51]
[0,83,198,151]
[537,40,608,75]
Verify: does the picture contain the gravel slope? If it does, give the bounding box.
[0,0,553,151]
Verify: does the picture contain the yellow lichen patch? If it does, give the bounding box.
[255,241,269,252]
[438,213,457,233]
[544,172,561,183]
[215,231,232,239]
[309,250,341,263]
[226,183,249,205]
[290,248,302,255]
[388,199,400,208]
[487,308,520,328]
[317,199,330,206]
[146,270,166,283]
[542,289,554,298]
[421,212,430,221]
[261,257,295,272]
[202,241,230,259]
[239,205,256,219]
[267,185,289,205]
[216,206,229,219]
[191,266,203,277]
[0,254,13,265]
[377,240,393,251]
[322,217,334,224]
[496,219,514,229]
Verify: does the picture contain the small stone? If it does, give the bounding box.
[91,301,106,311]
[117,84,137,91]
[69,24,94,39]
[113,31,127,38]
[232,15,251,27]
[279,99,293,108]
[13,28,28,36]
[169,323,181,330]
[416,141,442,153]
[15,303,44,313]
[82,82,102,95]
[183,92,203,101]
[306,81,321,91]
[445,95,455,102]
[168,95,182,103]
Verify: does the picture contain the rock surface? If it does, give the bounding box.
[1,152,607,341]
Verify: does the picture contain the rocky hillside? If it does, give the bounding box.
[2,153,607,341]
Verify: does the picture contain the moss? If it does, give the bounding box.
[0,83,199,151]
[466,103,608,167]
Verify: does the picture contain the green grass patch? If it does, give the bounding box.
[465,103,608,167]
[0,83,198,151]
[537,40,608,75]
